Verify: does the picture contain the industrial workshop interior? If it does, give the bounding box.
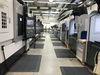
[0,0,100,75]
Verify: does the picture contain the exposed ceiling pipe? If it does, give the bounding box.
[58,10,73,21]
[56,4,68,18]
[55,4,65,18]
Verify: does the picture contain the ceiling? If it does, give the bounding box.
[23,0,96,21]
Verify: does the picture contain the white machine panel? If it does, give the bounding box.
[69,19,75,35]
[0,3,9,33]
[89,14,100,42]
[77,14,89,39]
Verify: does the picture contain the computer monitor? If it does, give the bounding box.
[27,19,34,26]
[94,16,100,33]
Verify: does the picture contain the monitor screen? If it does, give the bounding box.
[95,16,100,33]
[27,20,34,26]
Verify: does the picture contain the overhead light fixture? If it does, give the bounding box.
[49,2,70,4]
[23,0,34,2]
[51,7,68,10]
[49,0,53,2]
[37,1,74,4]
[40,7,48,9]
[41,11,49,13]
[51,7,58,10]
[37,1,48,3]
[50,11,59,13]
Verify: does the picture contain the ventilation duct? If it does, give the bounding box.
[72,6,87,16]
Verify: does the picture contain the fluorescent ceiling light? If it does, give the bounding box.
[41,11,49,13]
[49,2,70,4]
[50,11,59,13]
[40,7,48,9]
[51,7,58,10]
[49,0,53,2]
[51,7,67,10]
[37,1,74,4]
[23,0,34,2]
[37,1,48,3]
[29,7,37,9]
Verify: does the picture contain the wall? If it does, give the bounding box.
[0,0,25,64]
[41,18,58,28]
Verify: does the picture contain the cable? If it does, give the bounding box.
[1,45,9,71]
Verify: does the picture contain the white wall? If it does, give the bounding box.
[0,0,25,63]
[41,18,58,29]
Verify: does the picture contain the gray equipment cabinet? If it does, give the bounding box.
[69,19,77,54]
[76,39,86,62]
[13,0,23,42]
[86,11,100,69]
[76,14,89,63]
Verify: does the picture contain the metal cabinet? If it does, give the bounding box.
[86,41,100,69]
[62,32,65,43]
[54,31,58,38]
[58,31,60,39]
[69,36,77,54]
[76,39,86,63]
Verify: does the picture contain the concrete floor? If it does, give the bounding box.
[6,32,84,75]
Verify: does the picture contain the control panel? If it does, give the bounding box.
[26,17,35,38]
[0,3,9,33]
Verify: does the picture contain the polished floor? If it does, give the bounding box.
[6,32,84,75]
